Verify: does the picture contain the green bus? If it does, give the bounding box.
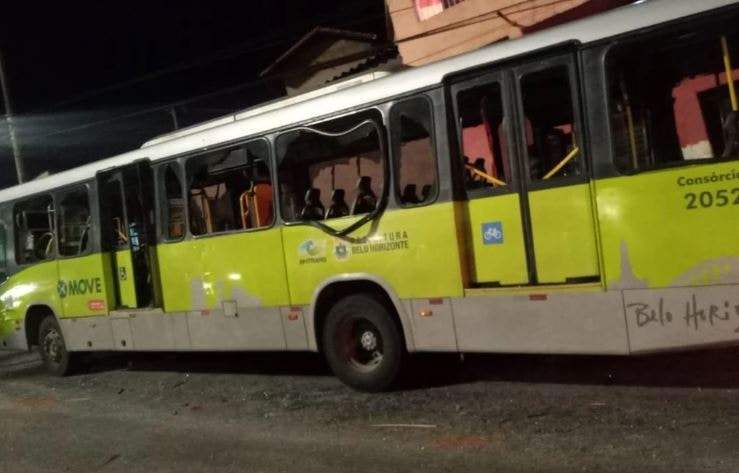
[1,0,738,391]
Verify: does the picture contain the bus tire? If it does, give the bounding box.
[322,293,404,392]
[38,316,78,376]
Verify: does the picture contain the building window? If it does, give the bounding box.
[392,97,438,206]
[415,0,466,21]
[608,29,739,172]
[14,195,54,265]
[186,139,273,236]
[277,110,384,222]
[57,188,91,257]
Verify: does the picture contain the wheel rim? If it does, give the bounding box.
[42,328,64,364]
[337,317,384,373]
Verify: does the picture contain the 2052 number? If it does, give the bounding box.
[684,188,739,209]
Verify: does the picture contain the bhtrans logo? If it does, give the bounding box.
[57,277,103,299]
[298,239,328,265]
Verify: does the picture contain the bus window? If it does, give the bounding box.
[57,188,91,257]
[457,81,511,191]
[159,164,185,240]
[107,183,127,249]
[0,223,7,278]
[14,195,54,265]
[186,139,272,236]
[520,65,581,181]
[608,30,739,171]
[276,111,384,222]
[391,97,438,206]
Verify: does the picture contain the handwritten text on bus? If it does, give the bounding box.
[627,295,739,332]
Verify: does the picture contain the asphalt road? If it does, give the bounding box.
[1,348,738,472]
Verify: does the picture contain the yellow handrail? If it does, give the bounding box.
[464,164,507,187]
[45,234,54,256]
[239,191,250,229]
[543,146,580,180]
[721,35,738,112]
[113,217,128,243]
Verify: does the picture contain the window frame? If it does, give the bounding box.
[451,72,519,199]
[513,53,590,191]
[390,95,440,208]
[55,185,93,260]
[0,220,7,276]
[13,193,56,266]
[275,108,389,230]
[601,13,739,175]
[157,161,187,243]
[183,137,275,240]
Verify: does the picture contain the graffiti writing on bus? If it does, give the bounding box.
[626,295,739,332]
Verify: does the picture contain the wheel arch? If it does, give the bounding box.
[25,304,59,350]
[308,274,416,353]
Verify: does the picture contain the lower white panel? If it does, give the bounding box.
[409,299,458,351]
[452,291,629,355]
[186,307,286,350]
[1,327,28,350]
[279,307,309,351]
[60,317,115,351]
[129,312,191,351]
[624,284,739,353]
[110,318,134,351]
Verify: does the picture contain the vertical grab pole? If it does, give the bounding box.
[619,74,639,169]
[721,35,738,112]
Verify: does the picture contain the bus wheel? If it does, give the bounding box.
[38,316,77,376]
[322,293,404,392]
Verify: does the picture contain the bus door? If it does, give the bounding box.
[452,52,600,286]
[452,71,529,285]
[97,161,160,309]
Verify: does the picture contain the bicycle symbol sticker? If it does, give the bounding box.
[482,222,503,245]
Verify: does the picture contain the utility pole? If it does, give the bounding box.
[0,49,24,184]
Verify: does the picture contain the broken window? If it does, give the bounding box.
[608,29,739,171]
[392,97,438,206]
[277,110,384,222]
[159,164,185,240]
[14,195,54,265]
[186,139,273,236]
[457,81,511,191]
[57,187,91,257]
[519,65,581,181]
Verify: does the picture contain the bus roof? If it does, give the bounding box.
[0,0,736,204]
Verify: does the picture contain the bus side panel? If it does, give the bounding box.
[464,193,529,285]
[0,261,61,348]
[114,249,137,308]
[281,203,465,306]
[57,253,111,317]
[452,289,629,355]
[595,161,739,350]
[155,228,293,350]
[528,183,600,283]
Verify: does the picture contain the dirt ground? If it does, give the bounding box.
[0,348,738,473]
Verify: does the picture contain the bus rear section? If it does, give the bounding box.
[594,21,739,352]
[447,12,739,357]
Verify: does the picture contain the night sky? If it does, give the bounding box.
[0,0,387,189]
